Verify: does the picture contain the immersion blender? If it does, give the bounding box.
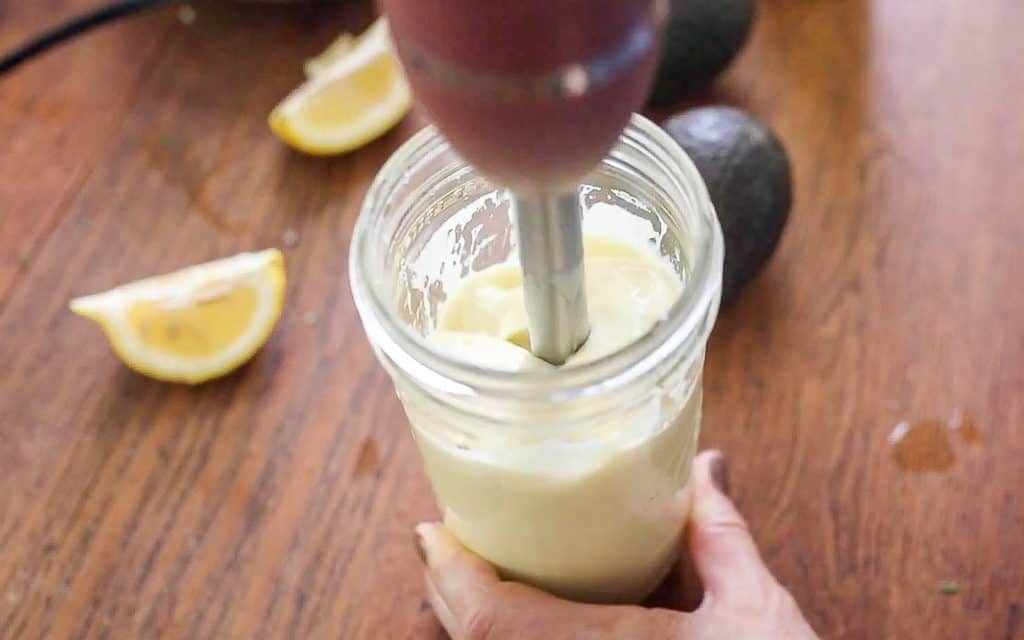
[381,0,662,364]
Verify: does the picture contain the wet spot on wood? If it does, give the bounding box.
[888,410,985,472]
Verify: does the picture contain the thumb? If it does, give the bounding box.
[688,450,779,608]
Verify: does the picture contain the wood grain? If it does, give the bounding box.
[1,0,1022,638]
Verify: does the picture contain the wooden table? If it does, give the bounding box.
[2,1,1021,638]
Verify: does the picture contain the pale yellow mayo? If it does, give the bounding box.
[407,235,700,603]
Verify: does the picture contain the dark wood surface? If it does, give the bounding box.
[2,1,1022,638]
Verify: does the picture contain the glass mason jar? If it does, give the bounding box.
[350,114,723,604]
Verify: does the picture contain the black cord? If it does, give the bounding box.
[0,0,183,76]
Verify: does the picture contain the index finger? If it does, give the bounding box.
[415,522,693,640]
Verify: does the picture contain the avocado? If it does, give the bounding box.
[663,106,791,305]
[649,0,755,107]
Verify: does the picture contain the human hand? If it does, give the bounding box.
[413,450,819,639]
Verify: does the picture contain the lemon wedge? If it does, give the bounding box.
[269,18,412,156]
[70,249,286,384]
[303,33,356,79]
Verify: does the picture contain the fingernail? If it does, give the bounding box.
[710,453,731,497]
[413,525,427,564]
[414,523,456,569]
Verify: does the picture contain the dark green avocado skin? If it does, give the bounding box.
[663,106,792,305]
[649,0,755,107]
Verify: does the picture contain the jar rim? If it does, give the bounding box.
[350,114,723,404]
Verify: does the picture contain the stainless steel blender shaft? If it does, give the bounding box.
[512,191,590,365]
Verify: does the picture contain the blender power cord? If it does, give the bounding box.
[0,0,181,76]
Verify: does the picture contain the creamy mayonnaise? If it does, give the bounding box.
[406,235,700,603]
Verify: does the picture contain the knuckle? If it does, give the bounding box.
[755,584,796,617]
[462,602,500,640]
[702,513,751,538]
[717,579,789,618]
